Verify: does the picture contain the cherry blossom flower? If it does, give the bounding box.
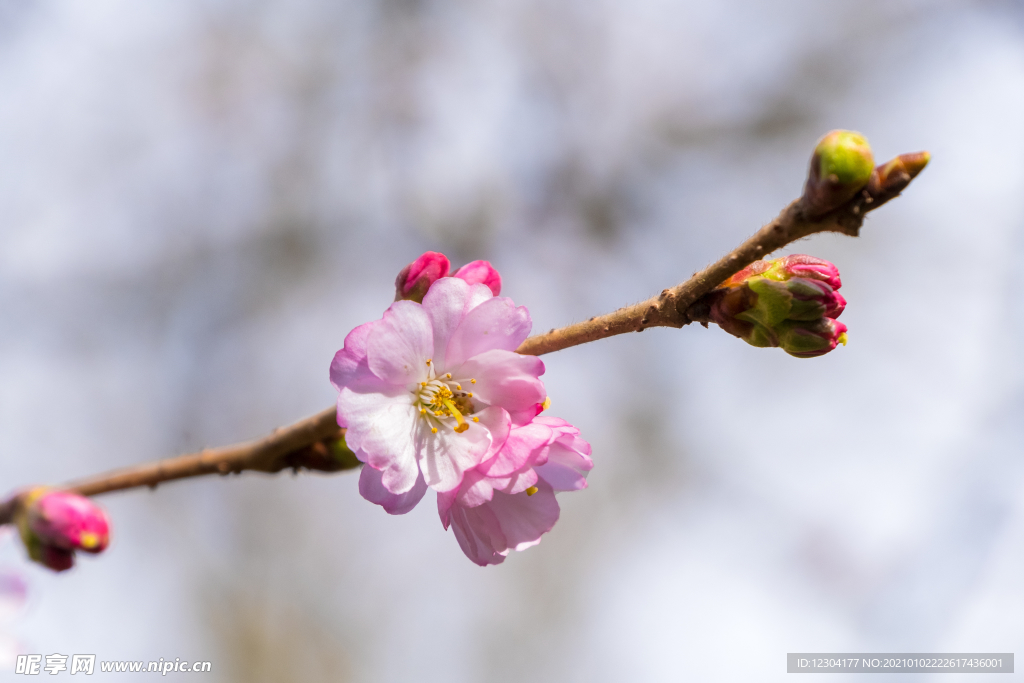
[438,416,593,566]
[331,277,547,512]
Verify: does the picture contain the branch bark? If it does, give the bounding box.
[12,151,925,503]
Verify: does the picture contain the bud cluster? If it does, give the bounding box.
[11,488,110,572]
[708,254,848,358]
[394,252,502,303]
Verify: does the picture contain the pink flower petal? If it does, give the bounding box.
[452,349,546,424]
[455,468,501,508]
[414,413,494,492]
[487,480,560,550]
[535,441,593,491]
[329,320,378,390]
[330,321,394,428]
[366,301,433,386]
[449,501,508,566]
[437,488,458,529]
[338,391,420,494]
[421,278,493,368]
[444,296,532,370]
[448,480,561,565]
[504,468,539,496]
[478,419,553,477]
[359,466,428,515]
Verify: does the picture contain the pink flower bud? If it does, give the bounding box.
[453,260,502,296]
[394,252,451,303]
[777,318,848,358]
[10,488,111,572]
[26,490,110,553]
[772,254,842,290]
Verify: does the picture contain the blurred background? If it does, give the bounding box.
[0,0,1022,680]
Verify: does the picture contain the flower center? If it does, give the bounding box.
[415,362,478,434]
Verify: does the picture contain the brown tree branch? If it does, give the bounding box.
[516,154,922,355]
[0,149,927,506]
[63,407,353,498]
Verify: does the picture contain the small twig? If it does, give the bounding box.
[4,150,924,503]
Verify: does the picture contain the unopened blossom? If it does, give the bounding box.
[868,151,932,196]
[802,130,874,218]
[13,488,110,573]
[709,254,848,358]
[394,252,451,303]
[438,416,593,566]
[453,260,502,296]
[775,318,849,358]
[332,276,547,512]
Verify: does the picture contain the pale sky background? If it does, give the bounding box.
[1,0,1023,681]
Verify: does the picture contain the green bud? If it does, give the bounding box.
[802,130,875,218]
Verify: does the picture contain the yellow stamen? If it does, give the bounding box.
[420,382,427,387]
[80,532,99,549]
[837,332,848,346]
[470,378,476,384]
[443,398,470,433]
[467,392,473,398]
[456,384,462,390]
[541,396,551,411]
[420,408,427,415]
[426,359,432,365]
[431,427,438,434]
[445,373,452,379]
[526,486,539,496]
[472,417,479,423]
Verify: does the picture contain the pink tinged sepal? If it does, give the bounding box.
[395,252,451,303]
[453,260,502,296]
[359,466,428,515]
